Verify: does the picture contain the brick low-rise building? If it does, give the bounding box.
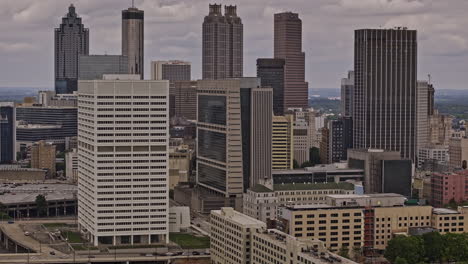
[431,170,468,207]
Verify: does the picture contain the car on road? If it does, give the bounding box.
[7,220,14,224]
[24,232,30,236]
[192,251,200,255]
[49,251,55,255]
[165,252,175,256]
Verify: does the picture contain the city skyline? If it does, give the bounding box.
[1,0,468,89]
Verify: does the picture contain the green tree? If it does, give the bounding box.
[300,161,314,168]
[338,247,349,259]
[385,235,425,264]
[422,232,445,263]
[309,147,321,165]
[293,159,300,169]
[394,257,408,264]
[442,233,468,262]
[35,194,47,217]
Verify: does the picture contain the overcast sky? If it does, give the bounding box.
[1,0,467,89]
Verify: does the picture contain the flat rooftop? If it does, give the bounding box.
[327,193,404,199]
[0,183,77,205]
[433,208,460,215]
[274,182,355,191]
[213,207,266,226]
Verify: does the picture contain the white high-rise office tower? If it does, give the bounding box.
[77,76,169,246]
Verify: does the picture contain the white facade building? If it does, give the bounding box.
[169,206,191,232]
[417,145,449,168]
[77,77,169,246]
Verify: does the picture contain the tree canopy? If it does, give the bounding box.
[385,233,468,264]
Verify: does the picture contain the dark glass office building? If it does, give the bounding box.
[0,103,15,164]
[354,28,417,161]
[257,58,285,116]
[16,107,77,143]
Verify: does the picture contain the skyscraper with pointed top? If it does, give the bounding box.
[202,4,243,79]
[122,3,144,79]
[54,4,89,94]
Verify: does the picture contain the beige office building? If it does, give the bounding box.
[31,140,56,177]
[272,115,294,170]
[280,194,468,252]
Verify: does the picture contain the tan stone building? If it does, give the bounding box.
[168,145,193,189]
[449,137,468,169]
[429,111,453,146]
[31,140,56,177]
[279,194,468,253]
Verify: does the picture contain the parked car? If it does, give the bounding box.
[49,251,55,255]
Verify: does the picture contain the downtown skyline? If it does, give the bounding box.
[1,0,468,90]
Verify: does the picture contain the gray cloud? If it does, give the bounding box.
[0,0,467,89]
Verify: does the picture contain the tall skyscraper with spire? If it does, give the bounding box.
[122,3,144,79]
[202,4,243,79]
[54,4,89,94]
[274,12,308,112]
[354,28,417,160]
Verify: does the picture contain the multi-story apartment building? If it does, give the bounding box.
[431,171,468,207]
[211,207,356,264]
[272,115,294,170]
[321,118,353,164]
[243,182,355,222]
[77,76,169,246]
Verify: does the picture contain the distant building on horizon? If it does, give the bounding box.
[122,5,144,79]
[274,12,308,111]
[54,4,89,94]
[354,28,417,161]
[202,4,243,79]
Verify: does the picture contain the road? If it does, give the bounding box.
[0,254,210,263]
